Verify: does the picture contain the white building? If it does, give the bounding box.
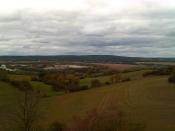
[0,64,7,69]
[0,64,16,72]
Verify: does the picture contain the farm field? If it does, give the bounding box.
[92,63,138,71]
[0,69,175,130]
[43,73,175,131]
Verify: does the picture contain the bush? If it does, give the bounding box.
[105,81,111,85]
[122,78,131,82]
[91,79,102,88]
[31,76,40,81]
[68,85,88,92]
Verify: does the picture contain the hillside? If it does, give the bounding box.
[36,72,175,131]
[1,70,175,130]
[43,73,175,131]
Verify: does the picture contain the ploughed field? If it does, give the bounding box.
[0,70,175,130]
[93,63,138,71]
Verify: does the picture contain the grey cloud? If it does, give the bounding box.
[0,7,175,57]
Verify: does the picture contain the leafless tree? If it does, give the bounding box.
[13,81,41,131]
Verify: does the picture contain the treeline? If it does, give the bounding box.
[1,55,174,63]
[33,72,88,92]
[142,66,175,84]
[0,69,131,94]
[143,67,173,77]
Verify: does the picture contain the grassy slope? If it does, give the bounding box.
[0,81,20,129]
[44,74,175,131]
[9,74,31,81]
[9,74,57,96]
[1,70,175,130]
[31,81,64,96]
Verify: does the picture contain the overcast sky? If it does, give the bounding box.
[0,0,175,57]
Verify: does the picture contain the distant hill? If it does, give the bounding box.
[0,55,175,63]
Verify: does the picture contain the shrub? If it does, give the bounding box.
[31,76,40,81]
[122,78,131,82]
[105,81,111,85]
[68,85,88,92]
[91,79,102,88]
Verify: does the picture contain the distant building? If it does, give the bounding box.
[0,64,16,72]
[0,64,7,70]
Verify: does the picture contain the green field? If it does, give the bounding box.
[1,70,175,130]
[80,75,112,86]
[8,74,60,96]
[80,69,150,87]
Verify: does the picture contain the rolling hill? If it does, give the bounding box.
[0,55,175,63]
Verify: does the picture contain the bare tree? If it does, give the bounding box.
[13,81,41,131]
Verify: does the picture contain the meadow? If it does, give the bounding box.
[0,68,175,130]
[43,73,175,131]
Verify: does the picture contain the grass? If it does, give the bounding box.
[80,75,112,86]
[42,71,175,131]
[9,74,31,81]
[1,69,175,130]
[8,74,64,96]
[31,81,64,97]
[0,81,20,129]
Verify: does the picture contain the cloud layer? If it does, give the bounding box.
[0,0,175,57]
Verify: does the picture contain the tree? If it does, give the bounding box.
[13,83,41,131]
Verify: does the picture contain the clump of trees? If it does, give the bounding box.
[143,67,173,77]
[39,72,88,92]
[91,79,102,88]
